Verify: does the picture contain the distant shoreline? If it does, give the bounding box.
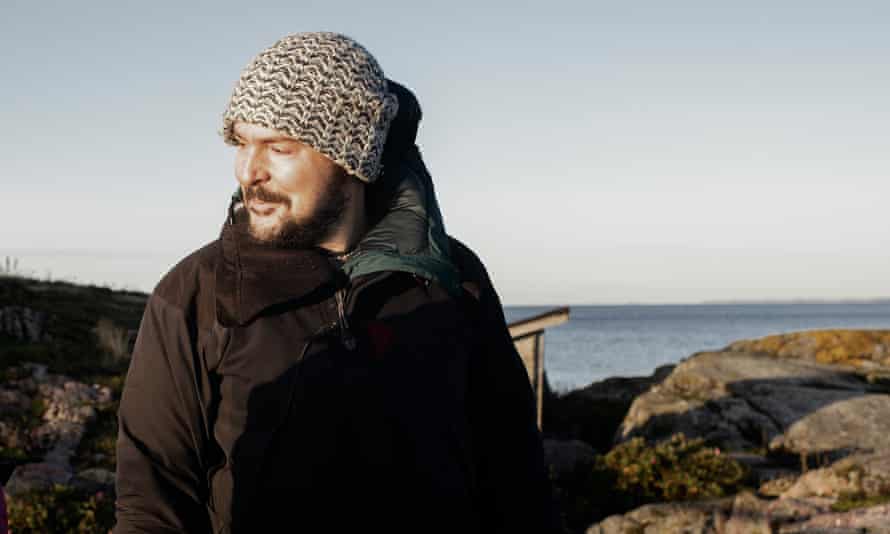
[506,299,890,308]
[697,298,890,305]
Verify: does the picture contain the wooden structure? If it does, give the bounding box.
[507,306,570,428]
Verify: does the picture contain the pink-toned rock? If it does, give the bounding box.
[723,492,771,534]
[782,503,890,533]
[586,498,734,534]
[4,462,71,497]
[782,451,890,501]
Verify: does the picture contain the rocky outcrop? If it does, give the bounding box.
[3,363,114,497]
[582,330,890,534]
[586,492,858,534]
[617,331,890,459]
[4,461,71,496]
[586,491,890,533]
[0,306,48,342]
[69,466,116,494]
[727,330,890,369]
[587,491,890,533]
[34,373,113,466]
[586,496,735,534]
[781,451,890,501]
[785,504,890,533]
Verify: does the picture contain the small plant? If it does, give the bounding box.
[94,318,131,365]
[603,433,747,503]
[1,256,21,277]
[7,483,116,533]
[549,433,749,529]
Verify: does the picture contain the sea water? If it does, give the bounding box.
[504,302,890,393]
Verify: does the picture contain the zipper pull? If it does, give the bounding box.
[414,274,432,295]
[335,288,357,351]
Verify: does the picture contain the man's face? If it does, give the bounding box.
[232,121,350,248]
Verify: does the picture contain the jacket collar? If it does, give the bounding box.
[215,206,344,327]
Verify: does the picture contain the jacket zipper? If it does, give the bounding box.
[333,271,394,351]
[207,335,316,516]
[335,287,357,350]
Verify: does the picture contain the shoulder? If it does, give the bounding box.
[447,236,492,288]
[446,235,501,305]
[150,239,221,330]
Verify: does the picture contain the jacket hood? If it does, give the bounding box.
[227,79,460,296]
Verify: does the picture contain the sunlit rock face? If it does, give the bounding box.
[617,330,890,457]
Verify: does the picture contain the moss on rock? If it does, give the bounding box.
[727,329,890,367]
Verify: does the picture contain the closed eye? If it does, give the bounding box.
[269,144,295,155]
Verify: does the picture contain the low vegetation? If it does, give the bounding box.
[551,433,749,531]
[6,484,115,534]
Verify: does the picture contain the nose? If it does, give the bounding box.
[236,145,269,188]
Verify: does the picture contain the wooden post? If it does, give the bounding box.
[507,307,570,429]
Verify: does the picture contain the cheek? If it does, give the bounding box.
[233,153,244,179]
[273,163,303,191]
[271,160,321,206]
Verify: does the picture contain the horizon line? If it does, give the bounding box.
[504,297,890,308]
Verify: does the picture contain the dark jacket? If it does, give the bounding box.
[114,82,560,534]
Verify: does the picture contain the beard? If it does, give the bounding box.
[243,173,349,249]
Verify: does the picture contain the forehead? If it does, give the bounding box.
[232,121,300,143]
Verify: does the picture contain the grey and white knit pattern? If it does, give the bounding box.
[221,32,399,183]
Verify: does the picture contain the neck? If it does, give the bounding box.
[318,187,367,255]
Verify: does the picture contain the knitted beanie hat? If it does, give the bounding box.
[221,32,399,184]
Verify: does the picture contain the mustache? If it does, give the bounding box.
[244,186,290,207]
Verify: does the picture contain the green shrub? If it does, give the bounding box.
[7,484,115,534]
[604,433,747,503]
[550,433,749,531]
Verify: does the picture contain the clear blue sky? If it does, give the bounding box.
[2,1,888,305]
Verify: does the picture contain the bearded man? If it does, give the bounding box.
[113,32,560,534]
